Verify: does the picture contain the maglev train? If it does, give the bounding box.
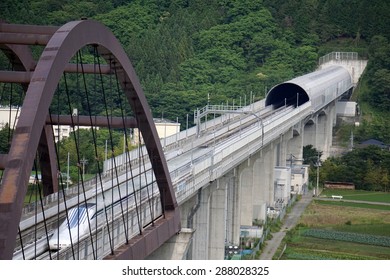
[49,203,97,250]
[48,181,150,250]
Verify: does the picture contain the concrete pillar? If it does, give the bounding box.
[239,164,253,226]
[231,169,241,245]
[208,178,227,259]
[252,155,267,223]
[179,188,202,259]
[253,143,275,208]
[325,104,336,159]
[275,142,281,166]
[317,112,327,154]
[238,143,275,226]
[277,131,291,167]
[225,174,238,246]
[189,174,239,260]
[303,119,316,148]
[146,228,195,260]
[191,185,211,259]
[287,129,303,161]
[181,194,198,229]
[331,101,337,127]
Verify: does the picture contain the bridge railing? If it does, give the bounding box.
[102,100,266,176]
[319,52,358,65]
[211,104,312,182]
[173,103,312,206]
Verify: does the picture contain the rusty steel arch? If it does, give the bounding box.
[0,20,180,260]
[1,41,60,198]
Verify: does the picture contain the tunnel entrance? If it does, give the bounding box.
[265,83,310,109]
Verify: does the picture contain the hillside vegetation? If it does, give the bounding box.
[2,0,389,125]
[2,0,390,187]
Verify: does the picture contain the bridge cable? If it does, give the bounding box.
[108,57,133,242]
[63,63,99,259]
[81,48,117,254]
[34,172,38,259]
[112,60,143,236]
[47,83,75,259]
[17,227,25,260]
[137,122,143,230]
[33,159,53,260]
[74,49,120,258]
[51,84,62,259]
[62,72,80,259]
[112,58,142,238]
[94,46,130,244]
[138,132,156,226]
[93,45,128,249]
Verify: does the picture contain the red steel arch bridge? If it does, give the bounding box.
[0,20,180,260]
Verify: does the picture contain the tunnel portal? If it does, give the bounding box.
[265,83,310,109]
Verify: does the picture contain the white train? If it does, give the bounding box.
[48,175,160,251]
[49,203,97,250]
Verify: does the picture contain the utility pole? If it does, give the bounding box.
[316,152,320,197]
[186,114,189,138]
[350,130,354,151]
[105,140,107,161]
[66,152,70,189]
[80,157,88,181]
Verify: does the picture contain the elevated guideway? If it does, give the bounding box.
[15,100,310,259]
[14,52,367,260]
[0,14,367,261]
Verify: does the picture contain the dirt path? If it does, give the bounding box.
[259,191,313,260]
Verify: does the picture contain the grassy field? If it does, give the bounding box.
[321,189,390,203]
[316,200,390,210]
[279,193,390,260]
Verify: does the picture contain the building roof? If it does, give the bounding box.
[153,118,178,124]
[359,139,388,149]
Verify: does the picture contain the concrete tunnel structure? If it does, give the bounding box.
[265,65,352,110]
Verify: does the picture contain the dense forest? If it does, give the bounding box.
[1,0,390,190]
[2,0,390,123]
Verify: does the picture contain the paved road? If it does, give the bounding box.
[259,191,313,260]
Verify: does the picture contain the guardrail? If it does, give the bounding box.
[19,101,314,259]
[173,103,312,206]
[319,52,359,65]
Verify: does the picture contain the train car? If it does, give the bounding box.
[49,203,97,250]
[265,65,352,111]
[48,175,161,251]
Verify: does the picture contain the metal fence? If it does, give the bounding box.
[319,52,359,65]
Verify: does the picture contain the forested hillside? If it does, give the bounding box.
[2,0,389,127]
[2,0,390,189]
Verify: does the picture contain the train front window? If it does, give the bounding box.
[68,207,88,228]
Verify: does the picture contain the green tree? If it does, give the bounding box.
[0,125,11,153]
[321,146,390,191]
[368,69,390,111]
[303,145,322,166]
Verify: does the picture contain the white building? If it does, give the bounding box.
[132,118,181,145]
[290,165,309,194]
[274,167,291,208]
[0,107,19,129]
[1,107,180,144]
[0,107,90,142]
[336,101,356,117]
